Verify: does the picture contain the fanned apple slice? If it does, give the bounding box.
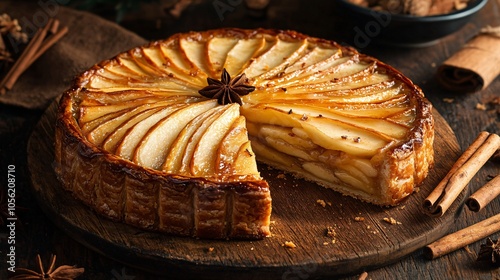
[131,49,170,77]
[115,104,186,161]
[162,106,225,173]
[142,45,206,86]
[86,106,163,147]
[232,141,259,176]
[101,106,165,153]
[250,39,308,81]
[81,109,128,134]
[272,51,346,84]
[206,36,238,77]
[79,97,161,123]
[277,74,392,94]
[98,97,192,149]
[134,100,218,170]
[293,58,373,85]
[326,106,411,119]
[117,55,152,77]
[215,116,257,175]
[245,39,307,79]
[272,56,352,88]
[80,90,156,105]
[179,38,211,76]
[268,104,408,139]
[223,37,266,76]
[160,42,197,75]
[283,46,340,74]
[191,104,241,176]
[100,59,143,79]
[179,106,226,175]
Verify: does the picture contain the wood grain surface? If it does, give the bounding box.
[27,98,462,279]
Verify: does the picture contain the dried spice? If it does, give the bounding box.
[10,254,84,280]
[0,14,28,73]
[476,238,500,267]
[198,68,255,105]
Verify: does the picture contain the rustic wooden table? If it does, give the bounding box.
[1,0,499,279]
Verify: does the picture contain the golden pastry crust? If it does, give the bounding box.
[54,28,433,239]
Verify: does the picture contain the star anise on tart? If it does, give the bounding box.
[198,68,255,105]
[10,254,84,280]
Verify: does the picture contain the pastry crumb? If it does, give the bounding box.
[326,226,336,238]
[317,199,326,207]
[277,173,286,179]
[354,216,365,222]
[327,201,332,206]
[250,247,254,251]
[476,103,487,110]
[399,205,406,210]
[323,241,329,246]
[284,241,297,248]
[383,217,401,225]
[443,98,454,103]
[207,247,214,252]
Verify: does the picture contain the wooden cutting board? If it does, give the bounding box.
[28,100,463,279]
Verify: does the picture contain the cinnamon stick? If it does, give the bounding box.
[437,29,500,93]
[0,18,68,94]
[423,213,500,259]
[423,132,500,217]
[466,175,500,212]
[27,26,68,66]
[0,18,54,92]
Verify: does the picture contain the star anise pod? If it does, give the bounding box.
[10,254,84,280]
[0,13,28,43]
[476,238,500,267]
[198,68,255,105]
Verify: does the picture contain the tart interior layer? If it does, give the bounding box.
[56,28,434,239]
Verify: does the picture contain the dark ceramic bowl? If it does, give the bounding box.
[337,0,488,47]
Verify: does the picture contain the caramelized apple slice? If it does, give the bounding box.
[179,106,226,175]
[179,38,210,76]
[79,97,161,123]
[134,100,218,170]
[163,106,225,173]
[215,116,257,175]
[223,38,266,76]
[87,107,162,147]
[191,104,240,176]
[101,107,167,153]
[233,141,259,176]
[207,36,239,77]
[115,104,186,161]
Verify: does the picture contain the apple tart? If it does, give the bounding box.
[55,28,434,239]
